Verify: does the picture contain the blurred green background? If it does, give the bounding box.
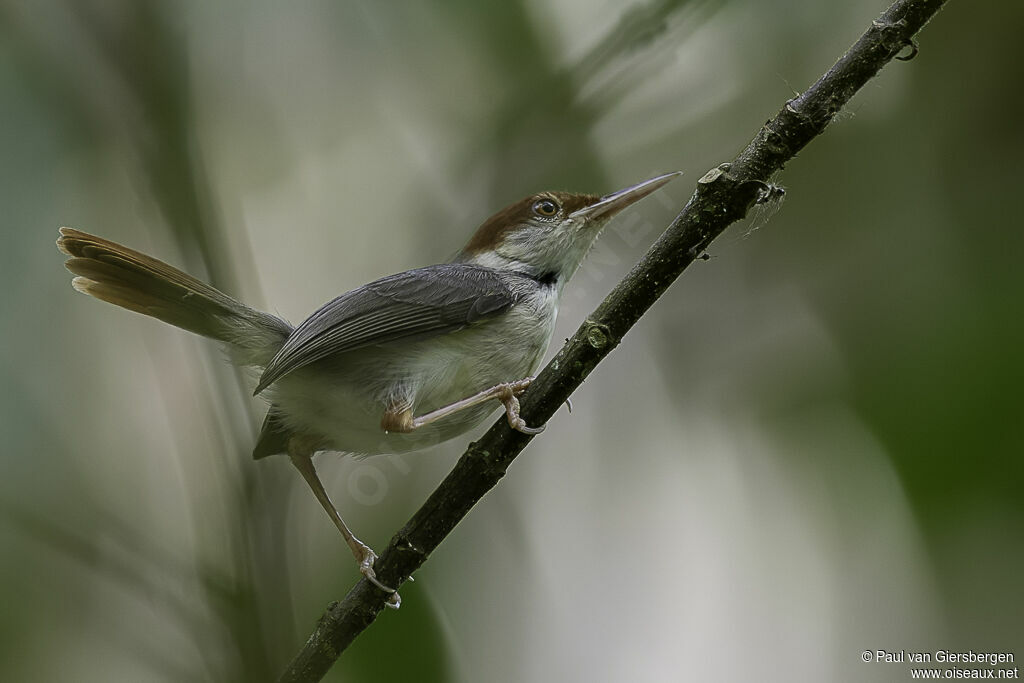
[1,1,1020,681]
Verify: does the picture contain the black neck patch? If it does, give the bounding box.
[526,270,558,287]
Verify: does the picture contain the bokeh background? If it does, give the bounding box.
[1,1,1020,681]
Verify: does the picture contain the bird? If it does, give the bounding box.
[57,171,681,607]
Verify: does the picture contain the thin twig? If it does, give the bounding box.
[277,0,949,680]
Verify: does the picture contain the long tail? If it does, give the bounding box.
[57,227,291,367]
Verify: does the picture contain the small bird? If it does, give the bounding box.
[57,171,680,606]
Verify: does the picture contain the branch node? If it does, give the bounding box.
[896,37,919,60]
[319,602,340,625]
[872,17,913,55]
[583,321,612,350]
[392,532,427,562]
[782,98,816,132]
[698,163,733,186]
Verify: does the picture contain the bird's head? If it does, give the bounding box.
[456,171,682,288]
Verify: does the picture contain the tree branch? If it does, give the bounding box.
[277,0,948,680]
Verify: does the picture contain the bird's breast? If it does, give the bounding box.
[417,285,558,408]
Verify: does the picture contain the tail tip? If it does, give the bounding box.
[70,276,93,295]
[56,227,88,256]
[56,228,71,255]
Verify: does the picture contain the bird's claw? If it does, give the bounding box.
[357,546,401,607]
[499,382,545,435]
[511,417,545,435]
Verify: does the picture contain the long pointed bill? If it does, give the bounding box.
[570,171,683,221]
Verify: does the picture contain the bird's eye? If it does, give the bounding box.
[532,199,559,217]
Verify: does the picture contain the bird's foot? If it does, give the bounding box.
[498,379,545,435]
[355,544,401,609]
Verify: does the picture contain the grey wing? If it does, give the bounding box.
[253,263,518,394]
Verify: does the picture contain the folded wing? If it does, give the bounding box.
[254,263,518,394]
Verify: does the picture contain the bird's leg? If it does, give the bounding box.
[288,449,401,609]
[381,377,544,436]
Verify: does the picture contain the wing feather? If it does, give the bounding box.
[254,264,519,393]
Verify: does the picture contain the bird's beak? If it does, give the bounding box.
[570,171,683,221]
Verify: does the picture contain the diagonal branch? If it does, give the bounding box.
[277,0,949,680]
